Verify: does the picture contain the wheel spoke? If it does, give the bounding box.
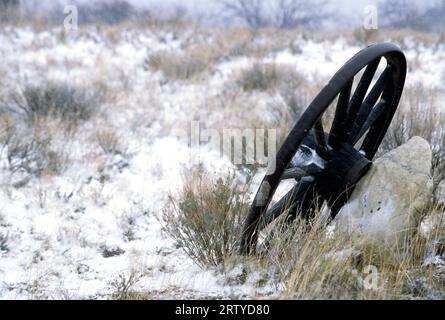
[329,80,353,148]
[342,58,381,141]
[352,100,387,146]
[313,118,329,158]
[258,179,322,252]
[259,179,316,230]
[348,67,391,144]
[360,72,396,158]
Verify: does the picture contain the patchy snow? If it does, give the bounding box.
[0,24,444,299]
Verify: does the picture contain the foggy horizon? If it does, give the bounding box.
[17,0,443,31]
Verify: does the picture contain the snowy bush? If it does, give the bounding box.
[0,107,70,178]
[0,81,102,178]
[237,63,280,92]
[9,82,102,128]
[237,63,303,93]
[3,129,69,177]
[146,49,214,81]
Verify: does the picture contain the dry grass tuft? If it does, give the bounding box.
[96,129,127,156]
[237,63,303,93]
[146,46,214,81]
[110,270,143,300]
[296,227,436,298]
[0,116,70,178]
[236,203,445,299]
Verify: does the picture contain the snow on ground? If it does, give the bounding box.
[0,24,444,299]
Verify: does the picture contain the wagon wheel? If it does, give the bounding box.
[239,43,407,255]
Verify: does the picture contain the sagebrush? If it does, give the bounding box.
[8,82,102,129]
[163,170,250,268]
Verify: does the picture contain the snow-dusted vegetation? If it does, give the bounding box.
[0,0,444,299]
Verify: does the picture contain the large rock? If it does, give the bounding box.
[335,137,433,263]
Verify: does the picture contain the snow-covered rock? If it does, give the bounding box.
[335,137,434,264]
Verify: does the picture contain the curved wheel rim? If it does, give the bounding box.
[239,43,407,255]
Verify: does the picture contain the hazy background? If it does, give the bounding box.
[5,0,443,32]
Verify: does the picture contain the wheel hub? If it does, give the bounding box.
[315,143,372,212]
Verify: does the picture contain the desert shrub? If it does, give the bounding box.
[0,117,69,178]
[4,131,69,177]
[162,170,249,268]
[237,63,303,93]
[8,82,102,129]
[237,63,279,92]
[146,48,213,81]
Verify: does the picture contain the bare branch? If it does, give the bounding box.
[219,0,331,29]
